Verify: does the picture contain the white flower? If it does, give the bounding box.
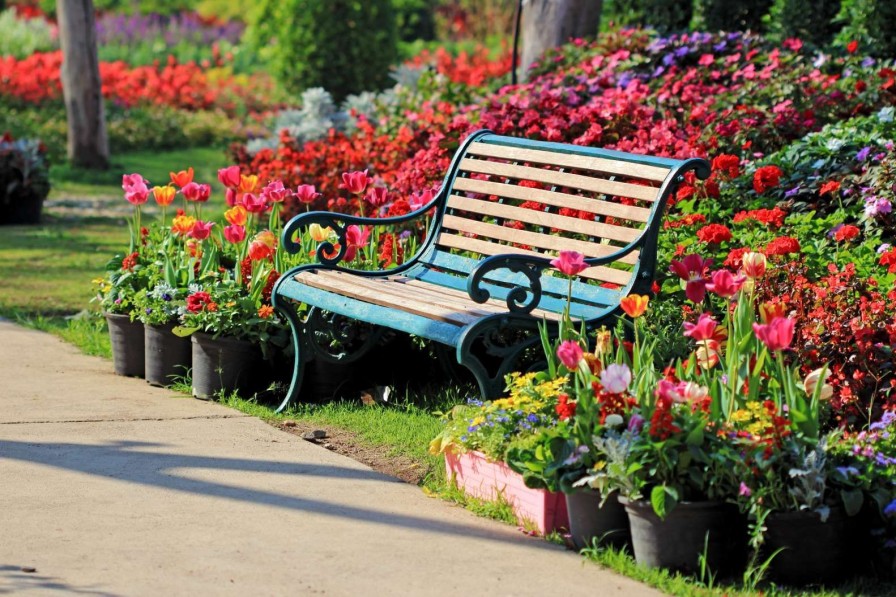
[600,363,632,394]
[604,414,624,428]
[878,107,895,123]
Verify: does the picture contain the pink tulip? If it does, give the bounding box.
[225,188,239,206]
[182,182,211,203]
[295,184,321,205]
[556,340,584,369]
[409,189,434,211]
[343,225,371,261]
[223,224,246,244]
[189,220,214,240]
[122,173,149,205]
[551,251,589,276]
[669,254,713,303]
[218,165,241,188]
[365,187,390,208]
[601,363,632,394]
[706,269,746,298]
[683,313,719,342]
[752,316,795,351]
[340,170,370,195]
[261,180,291,203]
[241,192,268,213]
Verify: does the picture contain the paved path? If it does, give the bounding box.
[0,320,662,596]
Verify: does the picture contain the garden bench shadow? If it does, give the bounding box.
[273,130,710,411]
[0,438,560,550]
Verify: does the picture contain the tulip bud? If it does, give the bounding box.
[803,368,833,401]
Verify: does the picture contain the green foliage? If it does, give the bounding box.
[391,0,436,42]
[836,0,896,58]
[695,0,773,32]
[0,8,56,58]
[764,0,841,47]
[603,0,693,33]
[195,0,255,22]
[38,0,192,17]
[247,0,399,103]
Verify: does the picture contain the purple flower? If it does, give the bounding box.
[865,197,893,218]
[884,499,896,518]
[857,146,872,162]
[862,57,876,68]
[827,223,844,239]
[878,243,893,254]
[784,185,801,198]
[627,413,645,433]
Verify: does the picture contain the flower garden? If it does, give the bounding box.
[3,0,896,592]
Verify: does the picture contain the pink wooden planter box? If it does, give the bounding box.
[445,449,569,535]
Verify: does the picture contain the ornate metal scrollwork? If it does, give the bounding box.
[467,255,549,315]
[304,308,385,364]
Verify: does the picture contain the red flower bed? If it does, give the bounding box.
[404,44,512,87]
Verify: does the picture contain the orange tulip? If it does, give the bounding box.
[759,301,788,323]
[169,167,194,188]
[620,294,649,318]
[238,174,259,194]
[171,214,196,236]
[152,185,176,206]
[224,205,248,227]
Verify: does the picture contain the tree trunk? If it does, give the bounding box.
[520,0,602,81]
[57,0,109,169]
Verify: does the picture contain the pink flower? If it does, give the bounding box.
[343,225,370,261]
[241,192,268,213]
[295,184,321,205]
[182,182,211,203]
[365,186,390,208]
[705,269,746,298]
[669,254,713,303]
[189,220,214,240]
[225,188,239,206]
[739,482,752,497]
[409,189,434,211]
[340,170,370,195]
[223,224,246,244]
[752,316,796,351]
[601,363,632,394]
[551,251,588,276]
[218,165,241,188]
[556,340,584,369]
[122,173,147,190]
[122,173,149,205]
[683,313,719,342]
[261,180,291,203]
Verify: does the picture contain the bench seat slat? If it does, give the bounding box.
[442,214,640,265]
[458,158,660,203]
[447,195,641,244]
[436,233,633,287]
[467,141,671,182]
[452,177,653,223]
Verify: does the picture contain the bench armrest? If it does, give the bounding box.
[467,249,639,315]
[280,192,442,267]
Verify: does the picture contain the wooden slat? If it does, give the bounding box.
[295,271,478,326]
[436,233,633,287]
[467,141,671,182]
[458,158,659,202]
[442,214,640,265]
[447,195,641,244]
[452,177,652,223]
[295,270,564,323]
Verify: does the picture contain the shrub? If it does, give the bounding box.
[603,0,693,33]
[765,0,841,47]
[392,0,436,42]
[0,8,56,59]
[695,0,773,32]
[0,133,50,224]
[247,0,398,103]
[836,0,896,58]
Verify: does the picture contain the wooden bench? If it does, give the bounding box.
[271,129,709,412]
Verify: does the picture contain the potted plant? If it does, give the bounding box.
[135,281,191,387]
[93,252,149,377]
[0,133,50,225]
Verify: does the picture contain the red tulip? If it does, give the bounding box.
[705,269,745,298]
[241,192,268,213]
[217,165,241,189]
[223,224,246,244]
[295,184,321,205]
[189,220,214,240]
[182,182,211,203]
[683,313,718,342]
[365,186,390,208]
[752,316,795,351]
[550,250,588,276]
[340,170,370,195]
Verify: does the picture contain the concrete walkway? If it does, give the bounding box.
[0,321,662,596]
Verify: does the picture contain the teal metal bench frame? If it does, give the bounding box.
[271,130,710,412]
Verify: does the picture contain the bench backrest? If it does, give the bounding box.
[418,130,709,319]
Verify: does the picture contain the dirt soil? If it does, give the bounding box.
[273,419,429,485]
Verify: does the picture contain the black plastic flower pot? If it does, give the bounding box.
[105,312,145,378]
[621,497,746,577]
[565,489,631,551]
[191,332,262,400]
[144,322,191,387]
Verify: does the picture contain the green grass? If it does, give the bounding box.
[49,146,231,199]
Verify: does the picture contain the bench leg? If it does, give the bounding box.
[458,327,544,400]
[273,296,309,413]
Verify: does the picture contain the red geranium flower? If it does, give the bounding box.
[186,291,214,313]
[732,208,787,228]
[764,236,801,256]
[880,249,896,274]
[819,180,841,196]
[833,224,860,242]
[711,154,740,178]
[753,165,782,194]
[696,223,732,244]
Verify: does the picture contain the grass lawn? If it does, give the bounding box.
[6,145,895,597]
[49,146,231,199]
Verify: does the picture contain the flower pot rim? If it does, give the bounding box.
[191,331,255,346]
[619,497,734,511]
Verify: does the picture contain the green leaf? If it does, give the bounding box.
[171,325,199,338]
[685,426,704,446]
[841,489,864,518]
[650,485,678,520]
